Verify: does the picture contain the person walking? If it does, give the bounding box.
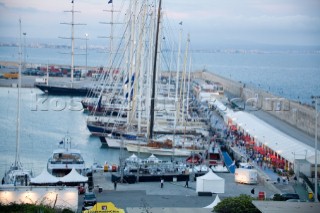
[114,181,117,190]
[185,178,189,188]
[251,188,255,195]
[160,178,164,188]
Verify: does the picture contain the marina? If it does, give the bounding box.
[1,61,320,211]
[1,61,319,211]
[0,0,320,212]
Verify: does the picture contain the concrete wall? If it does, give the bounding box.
[242,87,319,139]
[192,70,244,97]
[192,70,319,140]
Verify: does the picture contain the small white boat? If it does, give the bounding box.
[2,164,32,186]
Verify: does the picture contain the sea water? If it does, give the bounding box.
[192,51,320,105]
[1,45,319,104]
[0,88,122,177]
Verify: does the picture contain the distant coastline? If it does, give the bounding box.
[1,41,320,55]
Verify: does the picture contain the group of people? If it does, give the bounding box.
[227,126,288,172]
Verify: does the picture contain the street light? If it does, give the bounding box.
[23,32,27,69]
[85,33,88,74]
[312,95,319,202]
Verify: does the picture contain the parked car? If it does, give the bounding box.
[83,192,97,207]
[271,193,300,201]
[286,199,304,202]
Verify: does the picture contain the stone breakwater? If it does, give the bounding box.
[192,70,319,140]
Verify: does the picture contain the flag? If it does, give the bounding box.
[108,0,113,4]
[97,96,102,109]
[179,21,183,25]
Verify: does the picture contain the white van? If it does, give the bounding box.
[234,168,258,184]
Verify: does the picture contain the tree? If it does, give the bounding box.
[214,194,261,213]
[0,203,74,213]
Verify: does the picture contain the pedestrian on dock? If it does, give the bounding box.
[114,181,117,190]
[251,188,255,195]
[185,178,189,188]
[160,178,164,188]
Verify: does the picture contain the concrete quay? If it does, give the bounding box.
[78,170,290,211]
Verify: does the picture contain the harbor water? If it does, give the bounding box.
[0,45,319,104]
[0,88,122,177]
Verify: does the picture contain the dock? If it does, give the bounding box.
[79,168,307,210]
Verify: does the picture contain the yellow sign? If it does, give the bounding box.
[83,202,125,213]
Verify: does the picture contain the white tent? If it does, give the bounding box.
[228,111,319,164]
[59,168,88,183]
[30,169,60,184]
[204,194,221,208]
[196,170,225,193]
[126,153,140,162]
[147,154,160,163]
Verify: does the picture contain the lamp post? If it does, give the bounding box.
[292,152,295,172]
[85,33,88,74]
[23,32,27,69]
[312,95,319,202]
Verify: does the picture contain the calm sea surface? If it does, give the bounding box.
[0,88,124,177]
[1,46,319,104]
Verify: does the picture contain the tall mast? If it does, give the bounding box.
[181,34,190,123]
[60,1,85,87]
[71,1,75,84]
[146,5,155,137]
[148,0,162,140]
[100,1,121,66]
[15,19,22,167]
[127,0,137,125]
[174,25,183,135]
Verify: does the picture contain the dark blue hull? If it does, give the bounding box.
[35,84,90,96]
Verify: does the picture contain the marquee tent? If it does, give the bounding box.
[126,153,140,162]
[196,170,225,193]
[59,168,88,183]
[228,111,319,164]
[147,154,160,163]
[204,194,221,208]
[30,169,60,185]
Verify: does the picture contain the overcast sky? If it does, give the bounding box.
[0,0,319,49]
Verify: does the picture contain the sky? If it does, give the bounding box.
[0,0,319,49]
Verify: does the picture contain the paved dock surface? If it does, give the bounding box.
[78,170,299,211]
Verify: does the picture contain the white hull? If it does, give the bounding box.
[126,143,194,157]
[104,137,147,149]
